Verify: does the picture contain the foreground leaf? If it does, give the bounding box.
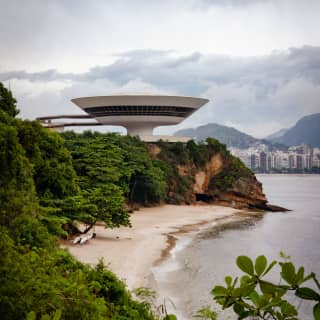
[255,255,267,277]
[314,303,320,320]
[211,286,228,297]
[237,256,254,275]
[281,262,296,285]
[295,287,320,301]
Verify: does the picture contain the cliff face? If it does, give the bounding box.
[193,153,224,194]
[192,153,269,210]
[149,140,286,211]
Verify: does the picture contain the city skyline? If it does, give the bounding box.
[230,143,320,172]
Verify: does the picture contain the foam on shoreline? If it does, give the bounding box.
[151,212,264,319]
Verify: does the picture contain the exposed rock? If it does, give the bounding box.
[206,153,224,177]
[194,153,224,194]
[151,142,288,212]
[177,165,190,177]
[147,143,161,157]
[194,171,206,193]
[211,176,288,211]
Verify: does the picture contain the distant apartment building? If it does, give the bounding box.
[250,154,258,170]
[259,152,268,171]
[296,155,303,170]
[230,144,320,172]
[267,155,272,170]
[288,154,295,169]
[313,148,320,168]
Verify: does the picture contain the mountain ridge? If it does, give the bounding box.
[267,113,320,147]
[175,113,320,148]
[174,123,285,150]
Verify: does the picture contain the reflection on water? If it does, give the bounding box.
[154,174,320,319]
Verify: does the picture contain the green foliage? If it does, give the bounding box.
[237,255,255,275]
[15,120,78,198]
[133,287,178,320]
[193,306,217,319]
[211,255,320,319]
[209,156,252,192]
[0,121,49,248]
[163,315,178,320]
[0,82,19,117]
[0,230,156,320]
[155,139,227,204]
[0,122,34,192]
[129,165,167,204]
[0,83,158,319]
[27,309,62,320]
[61,131,255,210]
[206,138,228,155]
[84,184,130,228]
[63,131,167,205]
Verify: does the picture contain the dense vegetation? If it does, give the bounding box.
[211,254,320,320]
[59,132,252,209]
[0,82,164,319]
[209,156,252,193]
[62,131,167,209]
[0,81,253,239]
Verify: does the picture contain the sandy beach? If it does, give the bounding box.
[64,204,241,290]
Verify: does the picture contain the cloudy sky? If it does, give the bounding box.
[1,0,320,137]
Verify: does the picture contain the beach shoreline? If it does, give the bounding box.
[63,204,249,290]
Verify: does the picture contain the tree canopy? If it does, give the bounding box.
[0,83,159,319]
[0,82,19,117]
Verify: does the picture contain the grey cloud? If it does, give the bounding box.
[192,0,273,8]
[0,70,74,82]
[3,46,320,94]
[2,46,320,137]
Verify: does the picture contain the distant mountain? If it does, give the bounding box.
[265,128,288,140]
[174,123,284,149]
[267,113,320,147]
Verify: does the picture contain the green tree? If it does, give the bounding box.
[0,82,19,118]
[63,132,167,206]
[0,122,48,247]
[15,120,78,198]
[0,82,160,320]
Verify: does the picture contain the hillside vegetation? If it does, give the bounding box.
[61,132,266,211]
[0,83,161,320]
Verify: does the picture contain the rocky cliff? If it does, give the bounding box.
[149,139,286,211]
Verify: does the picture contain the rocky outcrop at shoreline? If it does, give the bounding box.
[149,140,288,212]
[193,154,288,211]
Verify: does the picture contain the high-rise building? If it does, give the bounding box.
[250,154,258,169]
[296,155,303,169]
[289,154,295,169]
[268,155,272,171]
[260,152,268,171]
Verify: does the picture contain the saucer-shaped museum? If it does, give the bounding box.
[39,94,209,140]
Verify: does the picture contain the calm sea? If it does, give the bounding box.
[153,174,320,319]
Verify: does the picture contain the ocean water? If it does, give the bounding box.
[153,174,320,319]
